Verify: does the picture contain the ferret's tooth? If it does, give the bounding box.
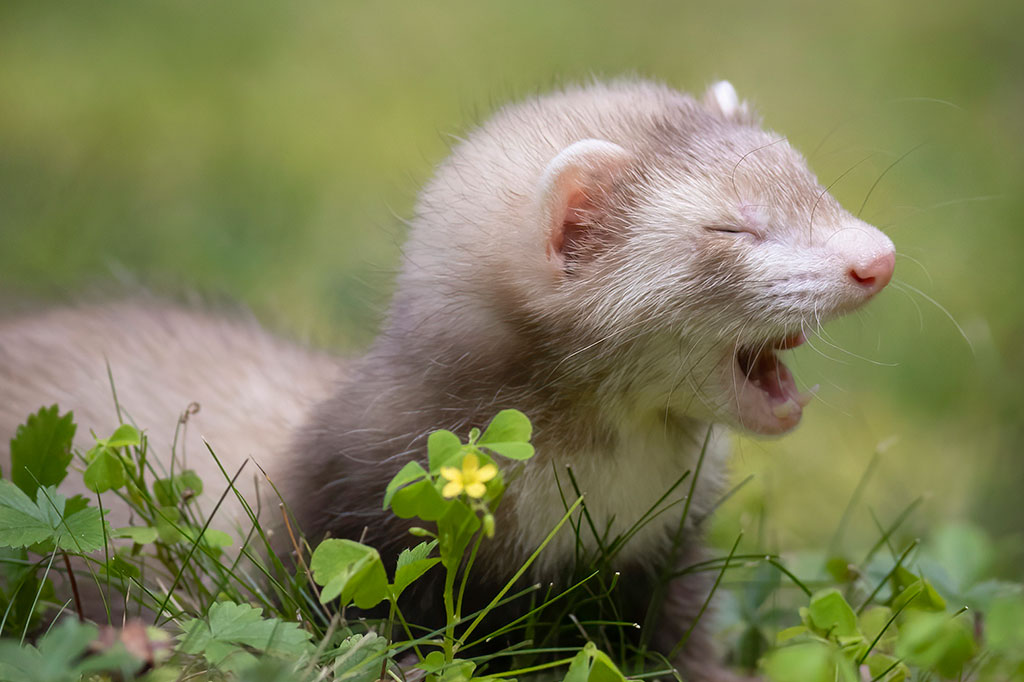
[795,384,820,407]
[772,399,799,419]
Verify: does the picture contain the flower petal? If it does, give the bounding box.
[440,466,461,482]
[476,464,497,483]
[465,482,487,499]
[442,481,463,498]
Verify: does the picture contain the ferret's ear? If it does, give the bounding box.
[537,139,634,271]
[703,81,757,124]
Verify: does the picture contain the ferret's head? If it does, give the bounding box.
[405,80,895,436]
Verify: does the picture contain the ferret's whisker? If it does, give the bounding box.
[891,279,973,354]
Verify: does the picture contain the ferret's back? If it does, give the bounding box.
[0,302,340,529]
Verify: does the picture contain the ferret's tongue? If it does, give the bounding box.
[739,333,817,419]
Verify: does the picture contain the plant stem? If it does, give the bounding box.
[61,552,84,622]
[443,562,458,661]
[456,529,485,618]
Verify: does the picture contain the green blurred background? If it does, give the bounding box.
[2,2,1022,570]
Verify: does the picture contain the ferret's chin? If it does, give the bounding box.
[724,333,817,436]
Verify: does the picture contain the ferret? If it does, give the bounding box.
[0,79,894,680]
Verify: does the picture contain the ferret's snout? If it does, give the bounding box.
[848,251,895,295]
[829,223,896,298]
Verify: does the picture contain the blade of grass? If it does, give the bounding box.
[668,531,742,660]
[565,467,608,557]
[857,589,919,665]
[693,473,753,527]
[153,459,247,623]
[766,557,813,597]
[857,539,919,614]
[456,496,583,651]
[21,548,58,645]
[641,425,712,647]
[863,497,922,567]
[604,469,691,562]
[461,570,600,650]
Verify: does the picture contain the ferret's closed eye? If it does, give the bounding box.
[704,225,759,238]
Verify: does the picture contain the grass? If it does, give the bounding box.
[0,404,1022,681]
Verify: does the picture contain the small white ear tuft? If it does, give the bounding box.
[536,139,633,271]
[703,80,755,123]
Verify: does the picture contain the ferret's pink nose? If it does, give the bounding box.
[849,251,895,295]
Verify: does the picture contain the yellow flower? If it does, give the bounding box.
[440,452,497,499]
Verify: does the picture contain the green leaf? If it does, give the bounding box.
[896,611,976,678]
[435,658,476,682]
[0,482,105,552]
[807,588,860,640]
[310,539,389,609]
[890,565,944,610]
[762,641,858,682]
[383,460,428,510]
[153,470,203,506]
[416,650,447,673]
[112,526,159,545]
[825,556,855,583]
[193,527,233,549]
[0,480,52,547]
[153,505,184,543]
[437,499,480,570]
[391,557,439,599]
[0,547,51,635]
[103,553,142,580]
[427,430,463,474]
[105,423,140,448]
[178,601,312,674]
[330,633,393,682]
[391,541,440,599]
[776,626,809,643]
[0,617,144,681]
[397,539,436,569]
[64,495,89,517]
[563,642,627,682]
[892,578,945,612]
[479,441,534,461]
[390,479,448,520]
[83,448,127,493]
[0,619,94,681]
[8,405,76,499]
[52,506,106,553]
[865,653,908,682]
[986,594,1024,656]
[859,606,897,650]
[477,409,535,460]
[563,646,592,682]
[588,645,628,682]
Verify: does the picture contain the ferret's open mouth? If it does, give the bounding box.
[732,332,817,435]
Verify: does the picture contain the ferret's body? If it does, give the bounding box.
[0,302,338,530]
[0,79,895,680]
